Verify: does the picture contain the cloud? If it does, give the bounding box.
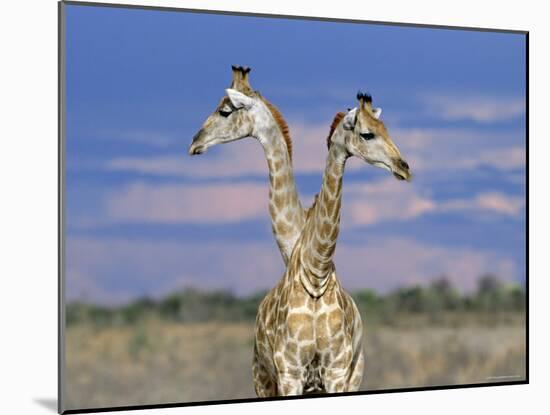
[421,94,525,123]
[317,123,526,175]
[79,175,523,229]
[439,192,525,217]
[391,127,526,174]
[105,181,269,224]
[103,121,525,183]
[341,178,524,227]
[91,116,526,228]
[66,235,520,304]
[103,122,332,178]
[459,146,526,171]
[342,178,436,226]
[106,141,269,177]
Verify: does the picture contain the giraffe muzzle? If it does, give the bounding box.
[188,143,206,155]
[392,158,412,181]
[189,129,207,156]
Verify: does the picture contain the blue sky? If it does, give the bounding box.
[65,4,526,304]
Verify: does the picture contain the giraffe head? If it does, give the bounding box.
[330,92,411,181]
[189,66,292,159]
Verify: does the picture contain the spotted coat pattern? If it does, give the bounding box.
[253,117,365,397]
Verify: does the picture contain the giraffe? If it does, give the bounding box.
[253,92,411,396]
[189,65,306,264]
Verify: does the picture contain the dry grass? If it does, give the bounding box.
[65,318,526,411]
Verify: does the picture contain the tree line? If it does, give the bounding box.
[66,274,526,327]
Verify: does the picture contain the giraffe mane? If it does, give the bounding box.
[327,111,346,149]
[260,97,293,162]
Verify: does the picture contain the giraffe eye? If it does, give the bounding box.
[360,132,375,140]
[219,109,232,118]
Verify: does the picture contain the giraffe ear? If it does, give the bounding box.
[343,108,357,130]
[372,107,382,119]
[226,88,254,109]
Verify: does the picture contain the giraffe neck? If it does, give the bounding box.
[257,125,306,265]
[298,139,348,297]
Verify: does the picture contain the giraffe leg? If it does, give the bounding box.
[323,366,350,394]
[277,372,304,396]
[253,340,277,397]
[346,349,365,391]
[253,353,277,397]
[342,296,365,391]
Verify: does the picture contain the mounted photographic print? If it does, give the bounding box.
[58,1,528,413]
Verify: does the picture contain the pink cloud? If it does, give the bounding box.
[342,178,436,226]
[476,192,524,215]
[94,117,525,227]
[106,138,268,178]
[105,181,269,224]
[340,179,523,228]
[440,192,524,217]
[92,176,523,228]
[456,147,526,171]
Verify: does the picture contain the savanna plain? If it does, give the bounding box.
[65,276,525,410]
